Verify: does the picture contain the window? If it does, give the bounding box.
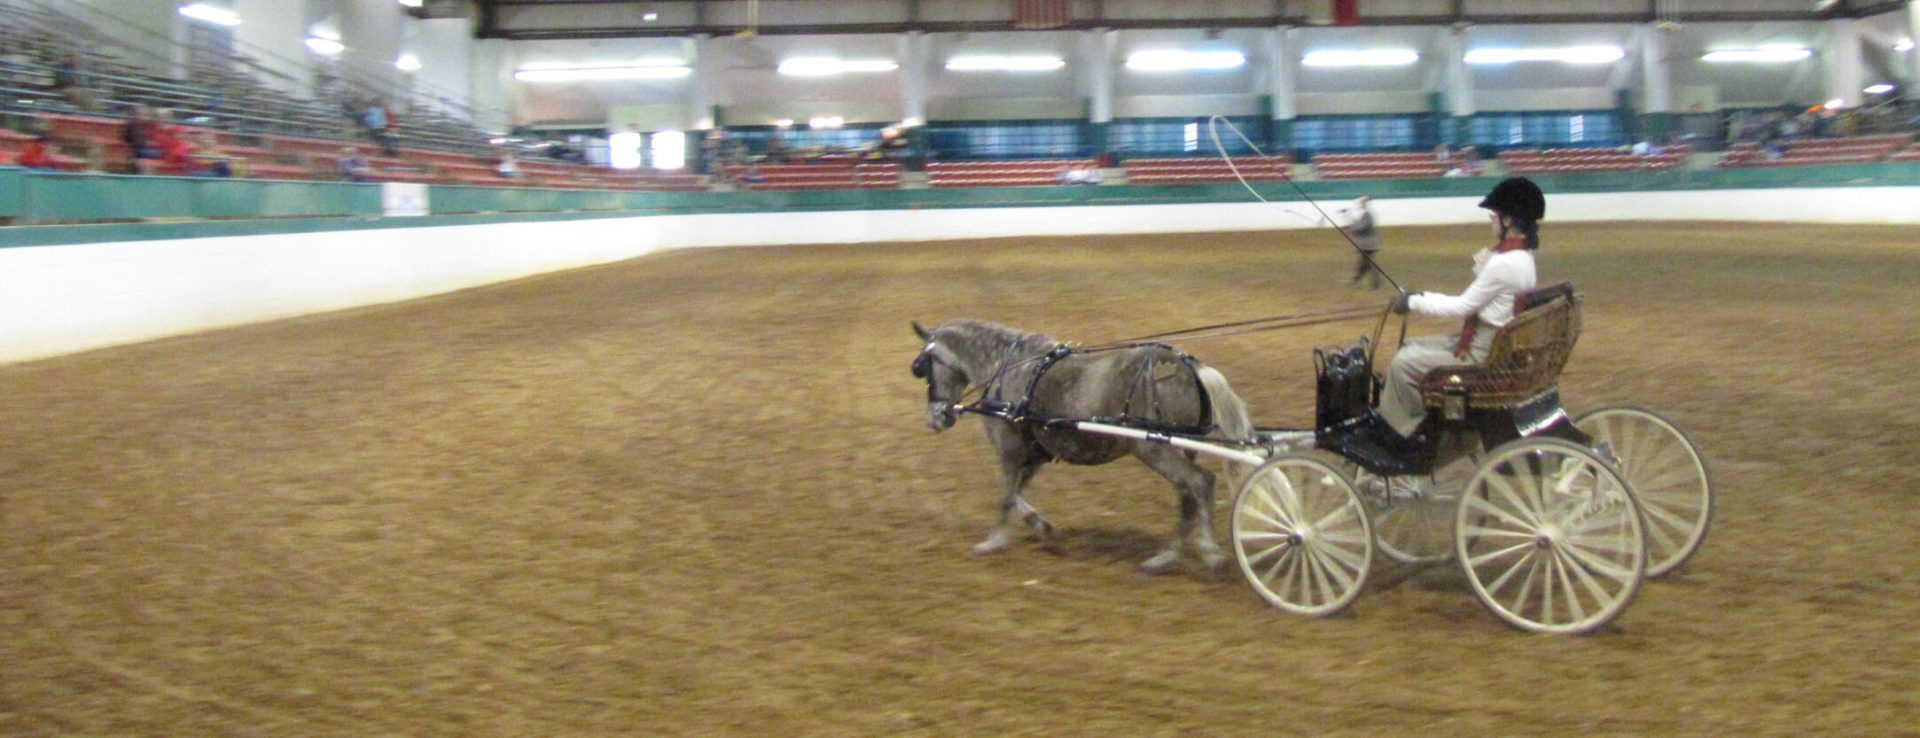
[1290,115,1417,155]
[921,121,1084,160]
[1468,111,1622,150]
[650,131,685,170]
[1109,117,1264,157]
[610,130,643,169]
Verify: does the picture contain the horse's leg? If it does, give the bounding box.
[1013,496,1056,542]
[1133,444,1220,575]
[973,422,1045,557]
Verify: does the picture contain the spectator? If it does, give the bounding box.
[1337,196,1383,291]
[360,97,399,156]
[495,150,520,179]
[52,51,103,112]
[1433,143,1453,162]
[18,134,55,170]
[122,106,164,174]
[184,129,232,177]
[765,129,788,162]
[336,147,373,182]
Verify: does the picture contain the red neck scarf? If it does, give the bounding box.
[1451,236,1531,358]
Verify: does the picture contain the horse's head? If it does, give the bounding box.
[912,321,966,432]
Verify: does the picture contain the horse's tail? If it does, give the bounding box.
[1194,363,1254,446]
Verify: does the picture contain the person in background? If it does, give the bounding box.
[1338,196,1383,290]
[52,50,102,112]
[336,147,373,182]
[18,133,55,170]
[495,150,520,179]
[122,106,163,174]
[184,129,231,177]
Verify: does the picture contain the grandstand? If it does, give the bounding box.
[2,0,1919,213]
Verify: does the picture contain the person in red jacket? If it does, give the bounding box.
[18,134,54,170]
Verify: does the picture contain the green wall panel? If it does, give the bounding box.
[3,163,1919,247]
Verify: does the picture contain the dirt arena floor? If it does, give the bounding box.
[2,221,1918,736]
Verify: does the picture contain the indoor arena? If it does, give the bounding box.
[3,1,1919,736]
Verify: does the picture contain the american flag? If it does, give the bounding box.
[1332,0,1360,26]
[1014,0,1069,30]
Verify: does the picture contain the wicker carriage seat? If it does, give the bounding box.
[1418,281,1581,410]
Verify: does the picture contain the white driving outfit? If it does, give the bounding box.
[1378,245,1537,436]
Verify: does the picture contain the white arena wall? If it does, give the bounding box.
[2,185,1917,365]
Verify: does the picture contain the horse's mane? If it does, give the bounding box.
[935,320,1060,383]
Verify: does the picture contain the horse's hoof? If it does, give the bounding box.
[1199,551,1228,572]
[1139,551,1182,575]
[970,538,1011,557]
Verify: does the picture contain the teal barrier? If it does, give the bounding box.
[3,162,1919,240]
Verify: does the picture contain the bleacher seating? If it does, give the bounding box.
[1891,143,1920,163]
[1720,134,1911,168]
[1502,146,1687,175]
[1123,156,1291,185]
[926,159,1097,188]
[1311,153,1451,180]
[721,161,902,191]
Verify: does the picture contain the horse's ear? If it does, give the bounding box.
[912,321,931,341]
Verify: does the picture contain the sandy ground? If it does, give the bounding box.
[2,221,1917,737]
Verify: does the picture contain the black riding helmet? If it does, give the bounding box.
[1478,176,1546,224]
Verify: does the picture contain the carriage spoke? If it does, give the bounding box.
[1561,539,1639,583]
[1550,549,1587,623]
[1314,538,1367,577]
[1243,540,1290,566]
[1483,547,1538,594]
[1484,472,1540,526]
[1305,547,1337,606]
[1242,506,1293,534]
[1464,494,1536,533]
[1255,483,1300,527]
[1539,553,1558,624]
[1556,545,1619,606]
[1508,552,1543,615]
[1467,540,1535,569]
[1461,524,1535,541]
[1262,544,1298,588]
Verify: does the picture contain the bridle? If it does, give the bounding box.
[911,339,962,407]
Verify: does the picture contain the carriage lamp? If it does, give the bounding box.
[1442,376,1468,420]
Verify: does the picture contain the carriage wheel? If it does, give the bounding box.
[1360,473,1456,564]
[1574,405,1713,579]
[1455,438,1647,635]
[1231,454,1374,617]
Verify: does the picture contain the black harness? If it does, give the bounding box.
[922,341,1217,437]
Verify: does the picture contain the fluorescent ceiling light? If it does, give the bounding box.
[304,37,344,55]
[398,0,422,7]
[514,64,691,82]
[643,12,658,21]
[177,3,240,26]
[778,58,899,76]
[1701,47,1811,63]
[773,118,794,128]
[945,55,1066,72]
[1824,98,1845,109]
[1125,50,1247,72]
[1301,49,1420,67]
[808,116,845,129]
[1865,83,1895,94]
[1896,39,1914,52]
[395,53,421,72]
[1465,46,1624,65]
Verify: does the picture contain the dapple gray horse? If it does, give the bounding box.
[912,320,1255,574]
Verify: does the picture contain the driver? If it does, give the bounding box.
[1369,176,1545,447]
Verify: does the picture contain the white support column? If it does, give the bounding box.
[1445,26,1474,117]
[1825,18,1864,108]
[1907,0,1920,98]
[1085,28,1116,125]
[687,34,716,130]
[1642,24,1672,115]
[1268,26,1298,122]
[897,31,928,125]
